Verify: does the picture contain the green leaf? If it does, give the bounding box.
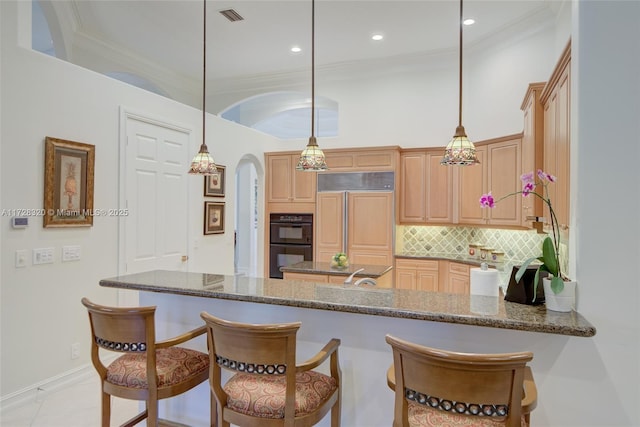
[541,237,558,276]
[550,276,565,294]
[532,268,541,302]
[515,256,541,283]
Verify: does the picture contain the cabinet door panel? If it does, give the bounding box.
[399,153,426,222]
[417,270,439,292]
[347,192,393,252]
[292,167,316,202]
[487,140,521,226]
[458,146,487,224]
[395,269,417,290]
[315,193,344,261]
[425,152,453,223]
[267,155,292,202]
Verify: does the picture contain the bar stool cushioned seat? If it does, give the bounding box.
[224,371,337,418]
[406,403,527,427]
[107,347,209,389]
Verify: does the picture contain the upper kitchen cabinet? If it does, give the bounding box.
[323,147,399,172]
[399,149,454,224]
[457,136,522,227]
[520,82,546,228]
[266,152,316,207]
[541,42,571,231]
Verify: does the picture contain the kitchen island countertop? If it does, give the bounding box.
[279,261,392,277]
[100,270,596,337]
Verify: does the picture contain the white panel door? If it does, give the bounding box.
[124,116,190,275]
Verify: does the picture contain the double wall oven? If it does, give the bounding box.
[269,213,313,279]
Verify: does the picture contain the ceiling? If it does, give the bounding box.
[36,0,559,83]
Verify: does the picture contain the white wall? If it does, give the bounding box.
[0,0,284,398]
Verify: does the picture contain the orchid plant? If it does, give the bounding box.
[480,169,569,296]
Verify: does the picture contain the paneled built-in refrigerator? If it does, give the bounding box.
[315,172,395,266]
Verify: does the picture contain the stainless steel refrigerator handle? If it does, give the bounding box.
[343,192,348,253]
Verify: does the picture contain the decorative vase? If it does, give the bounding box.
[543,278,576,312]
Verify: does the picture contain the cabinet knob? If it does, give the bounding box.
[181,255,189,262]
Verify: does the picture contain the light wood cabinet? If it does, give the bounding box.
[541,43,571,231]
[399,149,453,224]
[266,152,316,204]
[439,261,471,295]
[315,191,394,266]
[456,136,522,227]
[520,82,546,228]
[395,258,439,291]
[323,147,399,171]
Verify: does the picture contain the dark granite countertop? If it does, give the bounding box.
[100,270,596,338]
[395,252,506,270]
[280,261,392,277]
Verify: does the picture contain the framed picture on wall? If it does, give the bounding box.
[204,165,225,197]
[204,201,225,234]
[43,136,95,228]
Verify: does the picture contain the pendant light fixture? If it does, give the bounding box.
[189,0,217,175]
[441,0,479,166]
[296,0,328,171]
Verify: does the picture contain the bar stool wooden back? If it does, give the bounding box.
[81,298,213,427]
[385,334,537,427]
[200,311,341,427]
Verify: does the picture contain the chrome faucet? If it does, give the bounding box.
[344,268,365,285]
[354,277,377,287]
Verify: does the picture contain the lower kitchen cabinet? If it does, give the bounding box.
[395,259,470,294]
[440,261,471,295]
[283,270,393,288]
[395,259,439,292]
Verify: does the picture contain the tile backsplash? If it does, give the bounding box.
[396,225,566,288]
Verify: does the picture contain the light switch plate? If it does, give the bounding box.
[15,250,28,267]
[62,245,81,262]
[33,247,54,265]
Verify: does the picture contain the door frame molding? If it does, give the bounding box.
[118,106,194,281]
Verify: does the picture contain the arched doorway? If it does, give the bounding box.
[234,155,262,277]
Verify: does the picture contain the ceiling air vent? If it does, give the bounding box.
[219,9,244,22]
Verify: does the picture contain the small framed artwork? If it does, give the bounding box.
[43,136,95,228]
[204,165,225,197]
[204,201,225,235]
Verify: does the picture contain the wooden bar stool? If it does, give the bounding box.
[81,298,213,427]
[385,334,537,427]
[200,311,341,427]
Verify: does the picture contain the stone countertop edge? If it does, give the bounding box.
[395,253,506,269]
[280,261,393,277]
[99,270,596,338]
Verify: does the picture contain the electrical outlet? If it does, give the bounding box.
[71,343,80,360]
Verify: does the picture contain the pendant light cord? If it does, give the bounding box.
[458,0,463,128]
[311,0,316,139]
[202,0,207,149]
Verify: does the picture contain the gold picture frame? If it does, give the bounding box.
[43,137,95,228]
[204,165,225,197]
[204,201,225,235]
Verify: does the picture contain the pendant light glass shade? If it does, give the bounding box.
[296,136,328,170]
[189,143,217,174]
[441,0,479,166]
[188,0,218,175]
[441,125,479,165]
[296,0,328,171]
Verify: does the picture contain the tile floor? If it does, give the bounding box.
[1,374,139,427]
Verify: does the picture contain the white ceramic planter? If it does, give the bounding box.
[543,278,576,312]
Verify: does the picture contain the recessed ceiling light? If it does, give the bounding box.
[291,46,302,53]
[371,34,384,41]
[463,18,475,26]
